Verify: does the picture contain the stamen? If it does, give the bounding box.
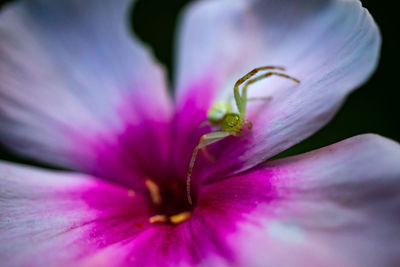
[169,211,191,224]
[149,214,168,224]
[145,178,162,205]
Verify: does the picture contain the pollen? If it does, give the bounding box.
[149,214,168,224]
[145,178,162,205]
[169,211,191,224]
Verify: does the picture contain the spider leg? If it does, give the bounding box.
[244,120,253,130]
[247,96,273,102]
[201,145,216,163]
[234,66,285,114]
[239,72,300,119]
[198,120,213,128]
[187,131,234,205]
[235,66,286,88]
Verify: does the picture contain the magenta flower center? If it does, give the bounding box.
[144,175,196,224]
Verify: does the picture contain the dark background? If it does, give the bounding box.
[0,0,399,167]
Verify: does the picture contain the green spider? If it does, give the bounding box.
[186,66,300,205]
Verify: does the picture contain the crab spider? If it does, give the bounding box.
[186,66,300,205]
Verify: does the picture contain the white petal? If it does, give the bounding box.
[174,0,381,179]
[0,0,172,169]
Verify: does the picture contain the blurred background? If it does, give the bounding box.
[0,0,398,166]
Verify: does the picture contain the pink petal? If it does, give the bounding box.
[0,0,172,176]
[2,135,399,266]
[0,161,152,266]
[200,134,400,266]
[0,162,236,266]
[173,0,381,180]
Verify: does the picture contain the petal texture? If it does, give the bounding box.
[174,0,381,180]
[0,161,240,267]
[0,0,172,183]
[2,135,399,266]
[200,134,400,266]
[0,161,151,267]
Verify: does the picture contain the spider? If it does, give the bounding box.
[186,66,300,205]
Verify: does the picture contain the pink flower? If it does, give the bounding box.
[0,0,399,266]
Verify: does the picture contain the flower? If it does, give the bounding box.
[0,0,399,266]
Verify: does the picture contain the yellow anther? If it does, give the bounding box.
[128,189,136,197]
[169,211,191,224]
[149,215,168,224]
[145,178,162,205]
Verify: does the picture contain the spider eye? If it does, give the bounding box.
[221,113,241,132]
